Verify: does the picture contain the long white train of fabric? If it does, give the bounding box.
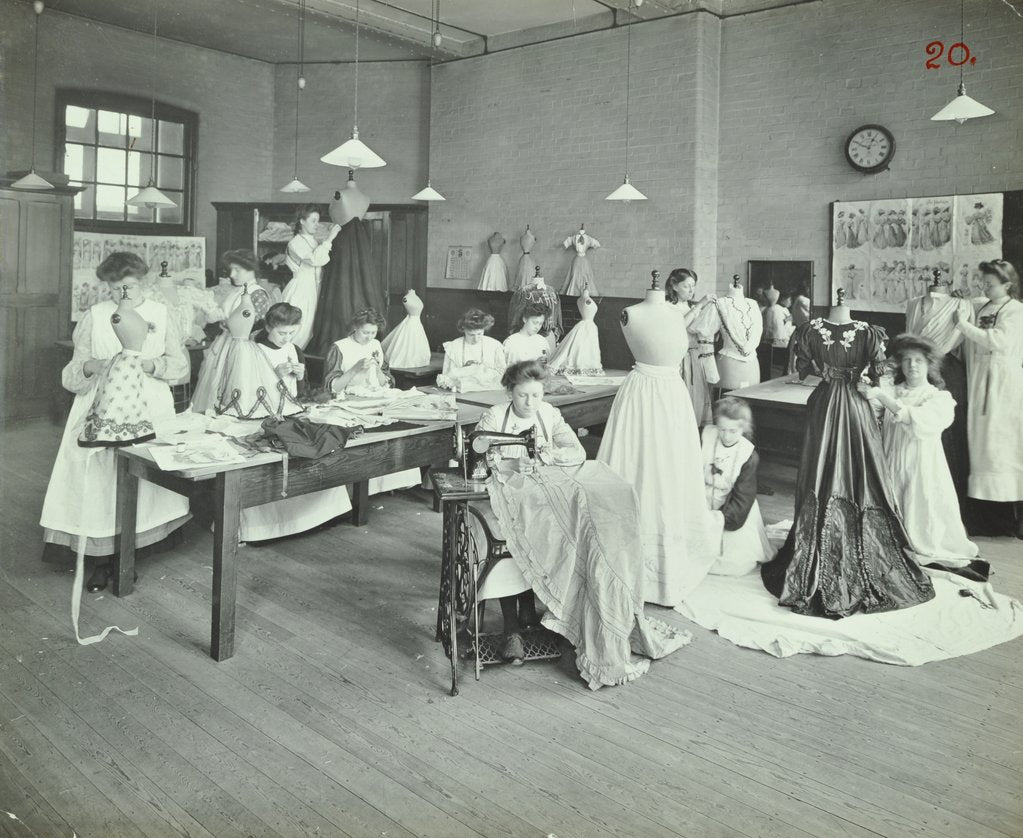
[72,450,139,645]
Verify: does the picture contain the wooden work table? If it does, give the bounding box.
[728,374,816,464]
[112,378,624,661]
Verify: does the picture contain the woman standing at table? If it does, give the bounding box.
[283,205,341,350]
[40,252,190,592]
[954,259,1023,538]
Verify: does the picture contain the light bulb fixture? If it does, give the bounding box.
[431,0,443,48]
[320,0,386,169]
[280,0,310,192]
[606,2,647,202]
[127,4,176,210]
[931,0,994,124]
[11,1,53,190]
[411,179,445,201]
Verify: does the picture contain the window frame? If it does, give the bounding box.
[55,89,198,235]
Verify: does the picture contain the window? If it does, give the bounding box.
[57,90,197,234]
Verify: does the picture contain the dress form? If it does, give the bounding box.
[716,276,762,389]
[515,225,537,288]
[380,289,431,368]
[620,271,688,367]
[478,232,509,291]
[329,171,370,225]
[561,223,602,296]
[828,287,853,325]
[547,284,603,376]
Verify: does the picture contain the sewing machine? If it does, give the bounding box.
[453,424,538,485]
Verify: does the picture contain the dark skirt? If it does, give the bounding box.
[760,379,935,618]
[941,353,970,519]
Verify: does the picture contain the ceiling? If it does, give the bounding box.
[39,0,817,63]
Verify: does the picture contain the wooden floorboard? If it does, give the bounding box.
[1,419,1021,838]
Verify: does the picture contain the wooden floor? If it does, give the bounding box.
[1,420,1021,838]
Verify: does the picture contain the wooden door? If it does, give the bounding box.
[0,188,75,423]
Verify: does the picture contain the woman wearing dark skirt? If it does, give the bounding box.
[760,316,934,618]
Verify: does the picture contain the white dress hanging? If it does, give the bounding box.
[381,290,432,368]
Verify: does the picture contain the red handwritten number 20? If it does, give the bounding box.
[925,40,975,68]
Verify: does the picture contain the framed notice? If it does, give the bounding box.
[445,245,475,282]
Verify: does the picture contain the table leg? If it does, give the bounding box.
[351,480,369,527]
[211,470,242,661]
[113,455,138,597]
[448,500,460,697]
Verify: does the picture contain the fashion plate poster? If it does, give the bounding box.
[830,193,1002,310]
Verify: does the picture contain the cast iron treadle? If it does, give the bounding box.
[465,626,562,665]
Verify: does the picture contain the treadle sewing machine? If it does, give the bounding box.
[431,424,559,695]
[452,424,538,486]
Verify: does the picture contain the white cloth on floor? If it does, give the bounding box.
[597,362,714,606]
[677,570,1023,665]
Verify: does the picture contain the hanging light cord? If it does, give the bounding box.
[295,0,305,172]
[959,0,965,87]
[31,5,40,165]
[624,2,633,174]
[354,0,360,132]
[150,5,158,189]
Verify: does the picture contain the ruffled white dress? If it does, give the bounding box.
[880,383,978,567]
[597,362,714,606]
[40,300,190,555]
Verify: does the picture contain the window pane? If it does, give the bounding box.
[63,143,97,182]
[97,109,127,147]
[127,151,153,187]
[96,185,126,220]
[157,155,183,190]
[126,199,155,223]
[156,200,183,225]
[64,106,95,143]
[130,115,154,153]
[158,120,184,155]
[73,183,95,218]
[96,147,126,184]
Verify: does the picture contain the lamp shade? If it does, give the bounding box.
[411,181,445,201]
[10,169,54,190]
[605,177,647,202]
[320,130,386,168]
[279,178,311,193]
[931,84,995,124]
[127,183,176,208]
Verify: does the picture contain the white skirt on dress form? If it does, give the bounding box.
[478,255,509,292]
[547,320,602,376]
[381,316,431,369]
[596,363,714,606]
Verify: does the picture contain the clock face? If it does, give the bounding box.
[845,125,895,173]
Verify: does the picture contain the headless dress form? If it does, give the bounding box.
[548,286,603,375]
[478,232,509,292]
[597,278,713,606]
[515,226,537,289]
[381,289,431,368]
[307,176,385,360]
[716,285,762,390]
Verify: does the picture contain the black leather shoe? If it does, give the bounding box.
[86,564,111,593]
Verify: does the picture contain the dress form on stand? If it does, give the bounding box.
[561,223,602,296]
[381,289,431,368]
[620,271,688,367]
[478,232,509,291]
[547,283,603,376]
[515,225,537,288]
[329,170,370,224]
[715,275,763,390]
[828,287,853,325]
[759,283,793,381]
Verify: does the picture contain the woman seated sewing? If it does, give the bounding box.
[474,360,586,663]
[436,308,507,393]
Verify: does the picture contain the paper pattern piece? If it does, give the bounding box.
[831,193,1002,311]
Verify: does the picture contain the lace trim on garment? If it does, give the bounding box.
[809,317,867,349]
[715,298,757,356]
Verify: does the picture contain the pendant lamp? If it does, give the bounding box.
[931,0,994,124]
[412,180,445,201]
[127,5,176,209]
[11,1,53,190]
[606,1,646,202]
[321,0,386,169]
[280,0,310,192]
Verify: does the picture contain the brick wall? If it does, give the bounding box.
[717,0,1023,303]
[271,61,430,206]
[0,0,275,259]
[425,13,724,300]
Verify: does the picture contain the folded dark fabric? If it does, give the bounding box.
[260,415,363,459]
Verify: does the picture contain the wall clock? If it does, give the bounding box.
[844,124,895,174]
